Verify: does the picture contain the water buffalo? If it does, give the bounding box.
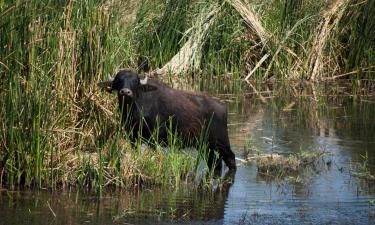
[98,69,236,172]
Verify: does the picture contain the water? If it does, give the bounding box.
[1,81,375,225]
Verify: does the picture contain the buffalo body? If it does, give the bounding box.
[98,70,236,171]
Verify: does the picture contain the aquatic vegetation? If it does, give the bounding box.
[350,151,375,180]
[244,150,326,179]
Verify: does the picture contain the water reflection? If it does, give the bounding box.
[219,81,375,224]
[0,171,234,225]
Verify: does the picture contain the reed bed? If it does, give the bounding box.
[0,0,213,190]
[133,0,374,80]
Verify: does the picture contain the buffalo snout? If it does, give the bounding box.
[119,88,133,97]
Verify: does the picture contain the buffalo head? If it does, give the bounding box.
[98,69,155,100]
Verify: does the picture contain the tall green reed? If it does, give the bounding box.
[339,0,375,75]
[0,0,129,189]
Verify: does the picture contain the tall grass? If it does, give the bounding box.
[0,0,216,190]
[339,0,375,74]
[0,0,121,189]
[129,0,374,80]
[134,0,191,70]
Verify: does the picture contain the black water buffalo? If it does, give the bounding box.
[98,69,236,172]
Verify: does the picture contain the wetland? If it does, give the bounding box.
[1,80,375,225]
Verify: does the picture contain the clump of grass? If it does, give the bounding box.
[350,151,375,180]
[67,137,195,190]
[246,150,325,178]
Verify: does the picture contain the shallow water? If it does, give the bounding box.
[1,81,375,225]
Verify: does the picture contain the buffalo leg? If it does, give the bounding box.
[220,145,236,171]
[207,149,222,175]
[208,137,237,171]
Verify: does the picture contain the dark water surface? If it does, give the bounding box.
[1,81,375,225]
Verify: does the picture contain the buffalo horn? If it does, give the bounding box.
[97,76,114,92]
[140,76,148,85]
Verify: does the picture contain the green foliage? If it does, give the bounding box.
[0,0,120,189]
[134,0,192,69]
[339,0,375,74]
[350,151,375,180]
[0,0,213,190]
[201,2,250,77]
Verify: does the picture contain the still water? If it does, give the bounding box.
[1,81,375,224]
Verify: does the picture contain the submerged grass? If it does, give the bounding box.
[350,151,375,181]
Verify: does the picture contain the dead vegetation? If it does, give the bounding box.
[241,151,326,178]
[306,0,350,80]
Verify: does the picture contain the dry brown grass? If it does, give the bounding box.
[306,0,350,80]
[226,0,269,44]
[244,151,325,177]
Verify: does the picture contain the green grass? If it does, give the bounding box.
[0,0,215,191]
[350,151,375,181]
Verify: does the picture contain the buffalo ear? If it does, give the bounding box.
[141,84,157,92]
[97,80,113,93]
